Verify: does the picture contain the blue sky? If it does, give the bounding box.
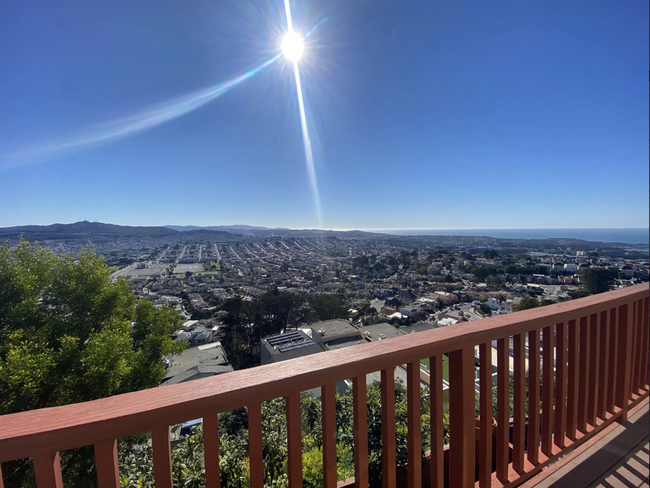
[1,0,648,229]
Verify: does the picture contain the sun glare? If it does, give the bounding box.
[281,31,305,62]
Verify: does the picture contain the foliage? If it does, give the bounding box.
[580,268,617,295]
[309,293,348,321]
[0,240,184,487]
[119,382,448,488]
[512,296,539,312]
[221,290,308,369]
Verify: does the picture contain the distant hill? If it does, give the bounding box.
[167,224,285,233]
[166,224,385,239]
[0,221,180,240]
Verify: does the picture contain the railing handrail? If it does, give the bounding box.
[0,283,647,463]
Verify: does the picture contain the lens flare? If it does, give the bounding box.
[283,0,324,228]
[282,31,305,61]
[1,55,280,171]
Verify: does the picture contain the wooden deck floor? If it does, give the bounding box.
[532,402,649,488]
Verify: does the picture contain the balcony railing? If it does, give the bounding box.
[0,283,648,488]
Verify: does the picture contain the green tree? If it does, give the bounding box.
[512,296,539,312]
[0,240,184,487]
[581,268,617,295]
[309,293,348,321]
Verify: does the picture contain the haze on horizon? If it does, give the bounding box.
[0,0,648,230]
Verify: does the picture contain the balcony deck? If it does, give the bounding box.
[529,400,649,488]
[0,283,648,488]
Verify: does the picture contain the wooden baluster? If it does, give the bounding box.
[632,299,644,394]
[597,311,610,421]
[33,452,64,488]
[353,376,369,488]
[541,326,554,456]
[152,428,173,488]
[407,361,421,488]
[496,338,510,484]
[286,393,303,488]
[203,415,221,488]
[527,330,540,465]
[629,300,638,395]
[248,403,264,488]
[430,355,444,488]
[566,319,579,441]
[381,369,396,488]
[479,343,494,487]
[554,323,567,449]
[616,303,634,423]
[587,313,601,427]
[577,316,590,433]
[94,439,120,488]
[449,347,475,488]
[513,334,526,473]
[641,298,650,389]
[606,308,618,414]
[322,383,338,488]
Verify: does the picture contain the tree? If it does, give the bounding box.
[309,293,348,321]
[512,296,539,312]
[0,240,184,486]
[581,268,617,295]
[483,250,498,260]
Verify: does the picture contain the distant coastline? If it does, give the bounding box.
[365,228,650,245]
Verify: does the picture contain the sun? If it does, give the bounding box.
[281,31,305,62]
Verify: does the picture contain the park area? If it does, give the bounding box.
[420,355,450,382]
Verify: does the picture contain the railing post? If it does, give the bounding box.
[541,326,554,455]
[597,311,610,421]
[496,338,510,483]
[33,452,63,488]
[616,303,634,423]
[380,369,396,488]
[203,415,221,488]
[430,355,444,488]
[577,316,590,433]
[587,313,601,427]
[407,361,422,488]
[352,376,369,488]
[641,297,650,388]
[513,334,526,472]
[566,320,579,441]
[286,393,303,488]
[152,428,173,488]
[554,323,567,448]
[248,403,264,488]
[527,330,541,465]
[449,347,475,488]
[479,344,494,487]
[94,439,120,488]
[606,307,619,414]
[322,383,338,488]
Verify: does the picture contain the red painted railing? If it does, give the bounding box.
[0,284,648,488]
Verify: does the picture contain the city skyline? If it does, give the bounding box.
[1,0,648,229]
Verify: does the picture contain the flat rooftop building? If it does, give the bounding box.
[261,330,324,365]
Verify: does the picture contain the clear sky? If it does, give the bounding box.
[1,0,648,229]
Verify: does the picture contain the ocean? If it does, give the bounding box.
[371,228,649,244]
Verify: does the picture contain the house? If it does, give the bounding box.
[434,291,458,304]
[437,317,458,327]
[485,297,501,310]
[564,263,578,274]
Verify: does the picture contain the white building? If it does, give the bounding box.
[564,263,578,273]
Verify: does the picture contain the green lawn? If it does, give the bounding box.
[420,355,450,382]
